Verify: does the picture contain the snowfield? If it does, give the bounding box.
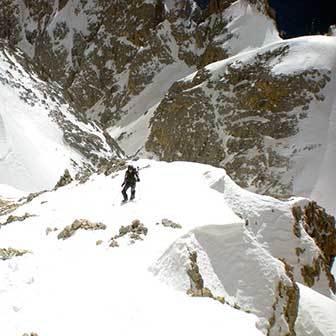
[0,50,78,191]
[0,160,258,336]
[0,160,335,336]
[296,283,336,336]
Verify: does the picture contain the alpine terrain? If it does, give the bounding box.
[0,1,335,336]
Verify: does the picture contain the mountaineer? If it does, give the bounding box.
[121,165,140,203]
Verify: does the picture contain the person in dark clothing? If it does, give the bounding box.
[121,165,140,202]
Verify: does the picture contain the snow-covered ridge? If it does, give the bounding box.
[0,42,122,192]
[0,160,335,335]
[145,35,336,215]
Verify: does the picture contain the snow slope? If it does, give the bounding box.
[0,44,122,192]
[0,160,334,335]
[220,0,280,55]
[152,225,297,335]
[296,283,336,336]
[0,160,259,336]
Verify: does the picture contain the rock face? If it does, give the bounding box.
[54,169,73,189]
[0,0,277,125]
[301,202,336,268]
[146,37,336,203]
[292,202,336,293]
[186,250,205,291]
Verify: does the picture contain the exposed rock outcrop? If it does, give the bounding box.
[2,213,34,226]
[269,259,299,336]
[0,247,31,260]
[185,249,226,305]
[186,256,213,297]
[111,219,148,245]
[54,169,73,189]
[109,238,119,248]
[0,198,19,216]
[97,159,127,176]
[160,218,182,229]
[25,191,48,203]
[57,219,106,240]
[292,202,336,293]
[153,224,303,335]
[302,202,336,267]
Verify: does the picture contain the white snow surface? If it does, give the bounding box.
[150,164,335,334]
[152,224,295,335]
[0,54,76,191]
[0,160,262,336]
[221,0,280,55]
[0,160,334,335]
[296,283,336,336]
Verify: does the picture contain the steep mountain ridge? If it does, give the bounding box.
[145,36,336,214]
[0,0,279,124]
[0,41,123,191]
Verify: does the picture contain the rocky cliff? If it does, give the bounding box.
[146,36,336,211]
[0,0,278,125]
